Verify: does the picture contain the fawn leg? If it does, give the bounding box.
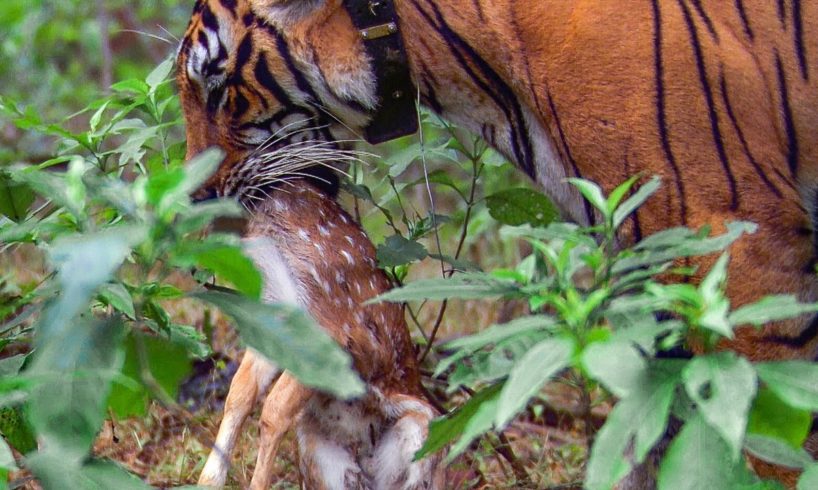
[371,398,444,490]
[249,371,314,490]
[199,350,280,488]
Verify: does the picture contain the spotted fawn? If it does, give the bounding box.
[198,182,444,490]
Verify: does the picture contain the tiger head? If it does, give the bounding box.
[177,0,397,202]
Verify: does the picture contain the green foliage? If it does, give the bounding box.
[195,292,365,397]
[376,177,818,489]
[0,60,361,487]
[485,188,558,227]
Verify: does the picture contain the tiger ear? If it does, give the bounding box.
[249,0,327,27]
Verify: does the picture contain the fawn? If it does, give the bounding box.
[197,181,444,489]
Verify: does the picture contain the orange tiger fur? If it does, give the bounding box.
[177,0,818,486]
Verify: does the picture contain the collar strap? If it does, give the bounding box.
[342,0,418,144]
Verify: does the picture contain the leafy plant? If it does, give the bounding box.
[376,177,818,489]
[0,61,362,488]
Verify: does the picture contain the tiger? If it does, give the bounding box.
[176,0,818,487]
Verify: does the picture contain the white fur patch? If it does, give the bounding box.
[370,416,428,490]
[298,429,361,490]
[522,106,588,225]
[242,236,301,305]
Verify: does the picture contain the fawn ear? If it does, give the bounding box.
[249,0,327,27]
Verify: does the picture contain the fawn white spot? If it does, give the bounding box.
[367,329,379,348]
[369,279,376,290]
[323,281,332,294]
[342,323,351,334]
[340,214,350,224]
[355,282,362,295]
[345,236,355,246]
[309,266,321,284]
[274,199,287,213]
[335,271,345,284]
[319,225,330,237]
[347,297,354,309]
[341,250,354,265]
[314,242,324,254]
[298,229,310,241]
[366,258,376,268]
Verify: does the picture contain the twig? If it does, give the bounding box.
[404,303,429,342]
[418,299,448,363]
[458,387,533,486]
[97,0,113,92]
[491,432,534,486]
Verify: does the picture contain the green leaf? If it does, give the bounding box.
[585,362,679,490]
[40,227,144,343]
[144,167,185,207]
[97,283,135,319]
[613,221,757,274]
[481,148,509,167]
[195,292,364,398]
[0,406,36,454]
[501,222,597,248]
[0,438,16,472]
[10,165,81,218]
[0,172,34,222]
[27,317,126,459]
[175,199,244,235]
[111,79,150,96]
[495,337,573,428]
[606,175,640,215]
[193,245,262,299]
[748,387,812,449]
[27,452,150,490]
[744,434,814,470]
[582,341,647,398]
[376,235,428,268]
[682,353,756,459]
[657,414,757,490]
[371,273,520,303]
[168,324,211,359]
[729,296,818,327]
[567,178,607,216]
[799,465,818,490]
[416,383,503,461]
[88,100,110,133]
[756,361,818,411]
[612,176,661,228]
[0,355,26,378]
[146,57,174,93]
[107,332,196,418]
[156,148,223,214]
[485,188,559,227]
[407,169,462,195]
[444,315,556,352]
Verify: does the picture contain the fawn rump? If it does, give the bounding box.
[198,182,445,489]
